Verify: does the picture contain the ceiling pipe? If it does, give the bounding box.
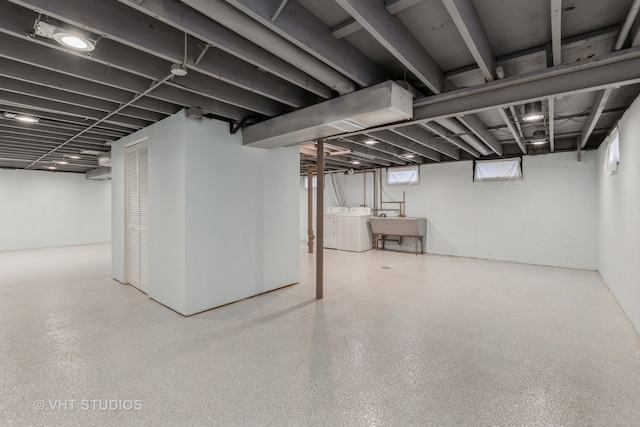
[179,0,357,94]
[435,118,492,156]
[615,0,640,50]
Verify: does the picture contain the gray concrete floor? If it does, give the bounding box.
[1,243,640,426]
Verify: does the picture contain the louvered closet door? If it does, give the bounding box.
[126,142,149,294]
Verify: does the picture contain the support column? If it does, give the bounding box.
[316,139,325,299]
[307,167,315,253]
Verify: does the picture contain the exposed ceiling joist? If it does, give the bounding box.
[340,135,422,164]
[497,109,527,154]
[334,0,445,94]
[580,88,613,148]
[220,0,386,89]
[457,115,503,156]
[6,0,313,108]
[329,139,407,165]
[442,0,497,82]
[331,0,425,39]
[419,122,480,157]
[117,0,333,99]
[369,130,442,162]
[391,125,460,160]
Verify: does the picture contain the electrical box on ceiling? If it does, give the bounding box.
[241,81,413,149]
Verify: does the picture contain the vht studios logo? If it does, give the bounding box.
[34,399,143,411]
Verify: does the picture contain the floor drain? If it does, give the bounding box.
[381,266,392,270]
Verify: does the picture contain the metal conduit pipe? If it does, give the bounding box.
[615,0,640,50]
[436,118,492,156]
[180,0,357,94]
[508,105,526,140]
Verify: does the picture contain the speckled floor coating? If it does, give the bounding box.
[1,243,640,426]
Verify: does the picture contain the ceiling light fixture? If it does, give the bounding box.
[46,165,57,170]
[351,160,361,165]
[65,154,82,160]
[53,31,96,52]
[170,63,188,76]
[54,160,69,165]
[531,130,547,145]
[15,115,39,123]
[403,153,416,159]
[523,101,544,122]
[363,138,378,145]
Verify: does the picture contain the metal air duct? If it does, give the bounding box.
[242,81,413,149]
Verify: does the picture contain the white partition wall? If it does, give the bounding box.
[598,94,640,335]
[112,110,299,316]
[0,169,110,251]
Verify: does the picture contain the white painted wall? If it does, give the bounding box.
[0,169,110,251]
[113,111,299,315]
[184,118,299,315]
[309,152,598,269]
[598,94,640,334]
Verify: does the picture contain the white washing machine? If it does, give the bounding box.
[323,207,349,249]
[336,207,372,252]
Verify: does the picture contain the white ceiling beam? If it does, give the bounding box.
[219,0,386,88]
[457,114,503,156]
[391,126,460,160]
[580,88,613,148]
[359,130,442,162]
[335,0,445,94]
[497,109,526,154]
[117,0,332,99]
[412,49,640,122]
[384,0,425,15]
[551,0,562,65]
[615,0,640,50]
[442,0,497,81]
[330,1,424,38]
[419,122,480,157]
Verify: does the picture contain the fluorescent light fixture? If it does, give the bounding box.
[53,31,96,52]
[351,160,361,165]
[523,101,544,122]
[363,138,378,145]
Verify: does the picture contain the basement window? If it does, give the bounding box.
[474,158,522,182]
[604,128,619,177]
[387,166,419,185]
[303,175,317,189]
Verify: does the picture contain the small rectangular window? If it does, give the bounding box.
[604,128,619,177]
[387,166,419,185]
[474,158,522,182]
[303,175,317,189]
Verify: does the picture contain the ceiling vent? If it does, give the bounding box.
[242,81,413,149]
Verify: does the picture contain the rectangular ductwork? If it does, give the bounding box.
[98,151,112,167]
[85,166,111,180]
[242,81,413,149]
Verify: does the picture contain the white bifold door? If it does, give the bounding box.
[126,142,149,294]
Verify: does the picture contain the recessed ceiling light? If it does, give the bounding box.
[53,31,96,52]
[364,139,378,145]
[530,130,547,145]
[523,101,544,122]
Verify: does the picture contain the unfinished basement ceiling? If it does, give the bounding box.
[0,0,639,174]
